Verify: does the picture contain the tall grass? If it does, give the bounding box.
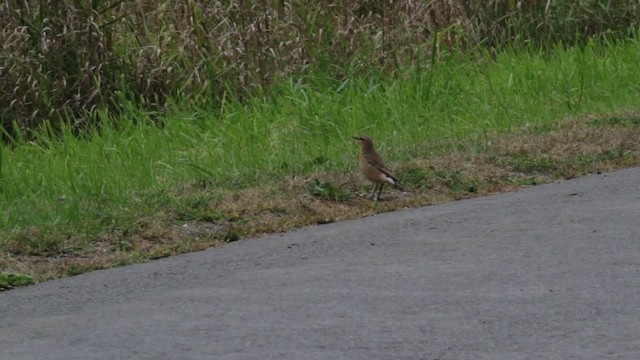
[2,0,639,137]
[2,37,640,254]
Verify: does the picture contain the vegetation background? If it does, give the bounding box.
[2,0,640,287]
[3,0,639,133]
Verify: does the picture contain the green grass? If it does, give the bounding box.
[0,272,35,290]
[2,38,640,264]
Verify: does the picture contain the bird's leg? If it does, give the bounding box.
[369,184,378,200]
[376,183,384,201]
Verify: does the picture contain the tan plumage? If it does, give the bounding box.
[353,135,403,200]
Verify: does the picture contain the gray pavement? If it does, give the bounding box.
[2,168,640,359]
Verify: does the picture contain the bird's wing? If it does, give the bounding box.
[363,152,387,169]
[364,152,403,189]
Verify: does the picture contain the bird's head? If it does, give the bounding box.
[353,135,374,150]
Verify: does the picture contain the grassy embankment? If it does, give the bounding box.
[2,36,640,288]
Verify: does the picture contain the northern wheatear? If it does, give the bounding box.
[353,135,403,200]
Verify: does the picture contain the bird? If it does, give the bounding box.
[353,135,403,200]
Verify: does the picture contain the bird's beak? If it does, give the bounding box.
[352,136,360,140]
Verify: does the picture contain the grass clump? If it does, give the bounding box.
[397,167,433,190]
[0,272,35,290]
[308,179,354,202]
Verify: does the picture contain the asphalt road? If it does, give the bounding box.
[2,168,640,360]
